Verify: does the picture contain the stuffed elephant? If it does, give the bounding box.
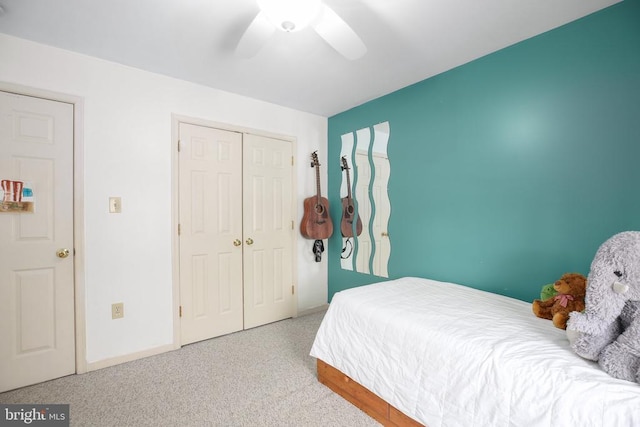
[567,231,640,383]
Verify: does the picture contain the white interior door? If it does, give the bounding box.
[179,123,244,345]
[0,90,75,392]
[242,134,294,329]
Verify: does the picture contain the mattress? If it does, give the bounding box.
[310,277,640,427]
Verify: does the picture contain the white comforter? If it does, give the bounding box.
[310,277,640,427]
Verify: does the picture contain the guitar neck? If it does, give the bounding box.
[342,157,353,200]
[315,162,322,203]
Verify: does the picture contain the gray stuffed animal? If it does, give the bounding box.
[567,231,640,382]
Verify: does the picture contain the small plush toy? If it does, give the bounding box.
[532,273,587,329]
[540,283,558,301]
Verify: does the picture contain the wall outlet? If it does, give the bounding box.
[112,302,124,319]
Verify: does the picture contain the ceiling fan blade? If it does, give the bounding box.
[235,11,276,58]
[312,4,367,60]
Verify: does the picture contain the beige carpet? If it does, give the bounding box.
[0,310,380,427]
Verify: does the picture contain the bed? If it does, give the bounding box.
[310,277,640,427]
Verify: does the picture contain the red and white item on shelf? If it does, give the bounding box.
[1,179,24,203]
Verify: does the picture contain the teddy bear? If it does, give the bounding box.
[532,272,586,329]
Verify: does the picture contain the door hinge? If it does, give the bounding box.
[292,285,295,295]
[178,223,181,235]
[177,140,181,152]
[291,220,294,230]
[179,305,183,317]
[291,156,294,166]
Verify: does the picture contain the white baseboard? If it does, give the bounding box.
[85,344,175,372]
[296,304,329,317]
[85,307,327,372]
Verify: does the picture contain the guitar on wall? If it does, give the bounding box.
[300,151,333,240]
[340,156,362,237]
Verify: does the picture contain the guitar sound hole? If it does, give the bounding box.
[315,204,325,215]
[346,205,354,216]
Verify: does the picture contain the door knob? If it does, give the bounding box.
[246,238,254,245]
[57,248,70,258]
[381,232,389,237]
[233,239,242,247]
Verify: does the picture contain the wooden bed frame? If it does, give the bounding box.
[317,359,425,427]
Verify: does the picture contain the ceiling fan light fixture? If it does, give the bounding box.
[281,21,296,32]
[257,0,322,33]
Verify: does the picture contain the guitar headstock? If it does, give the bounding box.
[311,151,320,168]
[341,155,349,171]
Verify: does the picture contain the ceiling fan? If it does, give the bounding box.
[236,0,367,60]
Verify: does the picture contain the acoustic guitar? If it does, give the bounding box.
[340,156,363,237]
[300,151,333,240]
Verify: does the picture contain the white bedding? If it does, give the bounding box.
[310,277,640,427]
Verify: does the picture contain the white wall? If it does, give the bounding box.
[0,34,329,366]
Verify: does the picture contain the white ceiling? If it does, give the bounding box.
[0,0,619,117]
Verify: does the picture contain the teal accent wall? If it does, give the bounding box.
[327,0,640,302]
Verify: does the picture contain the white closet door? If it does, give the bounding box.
[242,134,294,329]
[179,123,244,345]
[0,91,75,392]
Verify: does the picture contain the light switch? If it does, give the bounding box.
[109,197,122,213]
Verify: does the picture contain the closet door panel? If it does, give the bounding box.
[179,124,244,345]
[243,134,294,329]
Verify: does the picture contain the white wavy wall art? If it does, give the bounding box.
[339,121,391,277]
